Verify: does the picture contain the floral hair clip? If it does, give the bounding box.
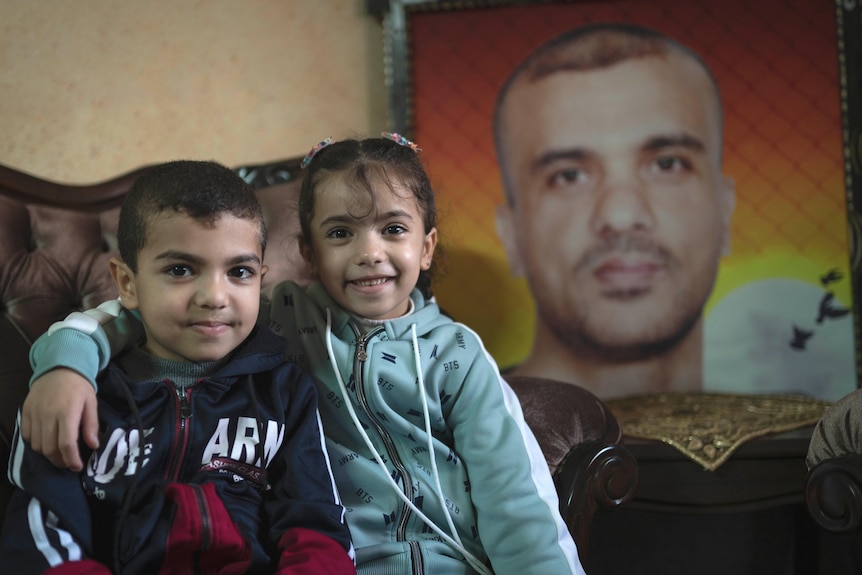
[381,131,421,152]
[300,137,334,168]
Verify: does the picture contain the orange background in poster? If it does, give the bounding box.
[408,0,850,369]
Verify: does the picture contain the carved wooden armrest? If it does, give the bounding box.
[554,441,638,553]
[504,375,639,558]
[805,455,862,532]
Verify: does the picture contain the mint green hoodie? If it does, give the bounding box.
[30,281,584,575]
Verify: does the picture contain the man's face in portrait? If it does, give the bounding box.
[496,52,735,361]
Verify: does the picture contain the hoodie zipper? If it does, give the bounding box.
[351,326,416,544]
[167,381,193,481]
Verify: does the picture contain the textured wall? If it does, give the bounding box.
[0,0,386,182]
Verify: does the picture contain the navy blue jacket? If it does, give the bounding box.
[0,326,355,574]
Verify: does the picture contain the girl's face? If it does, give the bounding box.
[304,172,437,320]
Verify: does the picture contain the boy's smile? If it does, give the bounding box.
[306,173,436,321]
[111,211,265,362]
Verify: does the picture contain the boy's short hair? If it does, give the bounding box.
[118,160,266,271]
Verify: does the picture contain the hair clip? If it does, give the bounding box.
[381,132,421,152]
[301,137,334,168]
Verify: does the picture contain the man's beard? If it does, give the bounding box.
[543,304,702,363]
[533,232,705,363]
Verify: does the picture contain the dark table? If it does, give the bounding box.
[628,427,812,514]
[586,426,862,575]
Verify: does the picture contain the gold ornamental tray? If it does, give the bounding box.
[606,392,832,471]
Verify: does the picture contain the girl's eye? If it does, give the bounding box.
[229,267,255,280]
[166,265,193,277]
[326,228,351,239]
[383,224,406,235]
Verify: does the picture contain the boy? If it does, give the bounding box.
[0,160,355,574]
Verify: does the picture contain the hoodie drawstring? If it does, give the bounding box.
[410,324,464,549]
[324,308,492,575]
[114,378,146,574]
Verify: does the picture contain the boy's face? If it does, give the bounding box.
[111,211,266,362]
[303,172,437,320]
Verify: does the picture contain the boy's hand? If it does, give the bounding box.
[21,369,99,472]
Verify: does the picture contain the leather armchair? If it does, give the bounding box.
[506,376,638,560]
[0,159,637,563]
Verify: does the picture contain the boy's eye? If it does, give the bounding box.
[166,265,193,277]
[229,267,256,280]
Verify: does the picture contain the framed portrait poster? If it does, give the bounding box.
[371,0,861,401]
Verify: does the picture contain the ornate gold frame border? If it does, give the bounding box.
[367,0,862,390]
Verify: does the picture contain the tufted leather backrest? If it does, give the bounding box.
[0,158,308,517]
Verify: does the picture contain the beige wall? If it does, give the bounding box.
[0,0,387,182]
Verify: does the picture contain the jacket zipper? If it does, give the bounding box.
[193,483,211,573]
[409,540,424,573]
[167,381,193,481]
[351,327,417,545]
[194,485,211,549]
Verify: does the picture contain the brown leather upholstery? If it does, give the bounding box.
[506,376,638,559]
[0,164,145,524]
[0,159,637,564]
[506,376,622,475]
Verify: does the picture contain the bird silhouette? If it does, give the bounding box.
[790,324,814,350]
[820,268,843,287]
[816,292,850,324]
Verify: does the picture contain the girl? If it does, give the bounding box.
[22,134,585,575]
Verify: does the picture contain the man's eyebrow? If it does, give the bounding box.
[643,133,705,153]
[154,250,261,266]
[529,134,707,173]
[531,148,591,174]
